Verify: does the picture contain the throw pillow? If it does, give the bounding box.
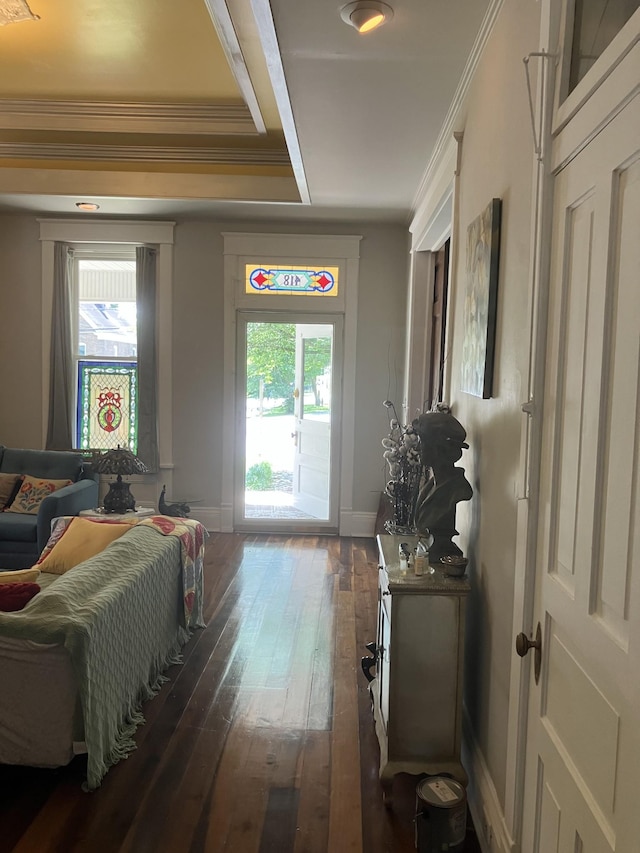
[0,567,41,584]
[35,516,132,575]
[0,472,22,510]
[7,475,73,515]
[0,582,40,612]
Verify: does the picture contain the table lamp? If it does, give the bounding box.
[93,446,148,513]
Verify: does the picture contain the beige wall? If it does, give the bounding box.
[0,214,408,518]
[0,215,43,448]
[447,0,541,808]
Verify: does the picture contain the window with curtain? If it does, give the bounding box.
[74,255,139,452]
[47,243,158,471]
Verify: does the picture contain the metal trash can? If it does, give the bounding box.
[415,776,467,852]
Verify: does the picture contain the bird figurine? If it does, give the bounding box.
[158,485,190,518]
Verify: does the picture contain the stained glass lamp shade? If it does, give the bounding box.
[93,446,147,513]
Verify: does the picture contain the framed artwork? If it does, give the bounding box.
[460,198,502,398]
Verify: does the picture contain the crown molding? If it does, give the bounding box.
[0,141,290,165]
[411,0,505,214]
[0,167,301,203]
[0,99,259,135]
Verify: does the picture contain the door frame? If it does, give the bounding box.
[234,311,344,533]
[221,232,361,535]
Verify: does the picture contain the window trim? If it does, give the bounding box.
[38,219,174,468]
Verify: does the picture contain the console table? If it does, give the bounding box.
[365,534,470,803]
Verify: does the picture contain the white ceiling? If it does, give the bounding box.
[270,0,490,216]
[0,0,491,224]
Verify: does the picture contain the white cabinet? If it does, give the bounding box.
[367,534,470,802]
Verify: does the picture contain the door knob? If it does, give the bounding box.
[516,622,542,684]
[361,642,378,683]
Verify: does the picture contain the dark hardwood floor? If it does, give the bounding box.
[1,534,481,852]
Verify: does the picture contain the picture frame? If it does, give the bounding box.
[460,198,502,398]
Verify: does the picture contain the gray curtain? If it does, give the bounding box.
[46,242,74,450]
[136,245,159,472]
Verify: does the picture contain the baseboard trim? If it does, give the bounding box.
[462,710,516,853]
[190,507,221,532]
[341,511,376,538]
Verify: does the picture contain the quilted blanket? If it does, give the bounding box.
[0,520,207,790]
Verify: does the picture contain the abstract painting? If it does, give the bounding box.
[460,198,502,398]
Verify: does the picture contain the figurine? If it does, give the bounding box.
[412,409,473,563]
[158,485,190,518]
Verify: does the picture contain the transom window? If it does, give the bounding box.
[245,264,339,297]
[568,0,640,93]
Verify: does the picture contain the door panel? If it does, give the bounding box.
[523,95,640,852]
[293,324,333,519]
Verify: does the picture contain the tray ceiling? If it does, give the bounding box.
[0,0,492,222]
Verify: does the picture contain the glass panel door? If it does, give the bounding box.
[235,312,342,532]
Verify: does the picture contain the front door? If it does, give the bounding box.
[521,55,640,853]
[235,311,342,533]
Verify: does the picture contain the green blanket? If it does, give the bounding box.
[0,525,196,790]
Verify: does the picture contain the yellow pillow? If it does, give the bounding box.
[8,475,73,515]
[0,567,40,584]
[36,517,132,575]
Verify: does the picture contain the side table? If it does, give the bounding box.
[79,507,156,521]
[365,534,470,804]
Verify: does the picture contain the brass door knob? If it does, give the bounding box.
[515,622,542,684]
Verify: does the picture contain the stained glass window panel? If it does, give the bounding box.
[77,361,137,452]
[245,264,339,296]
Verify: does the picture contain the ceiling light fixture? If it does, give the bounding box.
[340,1,393,33]
[76,202,100,212]
[0,0,39,26]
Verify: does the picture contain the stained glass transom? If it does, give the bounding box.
[77,361,137,452]
[245,264,339,296]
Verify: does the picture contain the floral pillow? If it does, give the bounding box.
[7,475,73,515]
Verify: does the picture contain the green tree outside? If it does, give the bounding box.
[246,322,331,412]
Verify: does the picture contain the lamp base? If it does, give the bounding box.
[102,475,136,514]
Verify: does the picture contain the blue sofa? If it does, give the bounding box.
[0,447,99,569]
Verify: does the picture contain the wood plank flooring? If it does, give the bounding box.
[0,534,481,853]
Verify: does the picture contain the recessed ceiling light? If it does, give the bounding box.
[340,1,393,33]
[76,202,100,211]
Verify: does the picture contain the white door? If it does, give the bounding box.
[521,87,640,852]
[293,324,333,519]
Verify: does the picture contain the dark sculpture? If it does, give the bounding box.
[158,485,190,518]
[412,409,473,564]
